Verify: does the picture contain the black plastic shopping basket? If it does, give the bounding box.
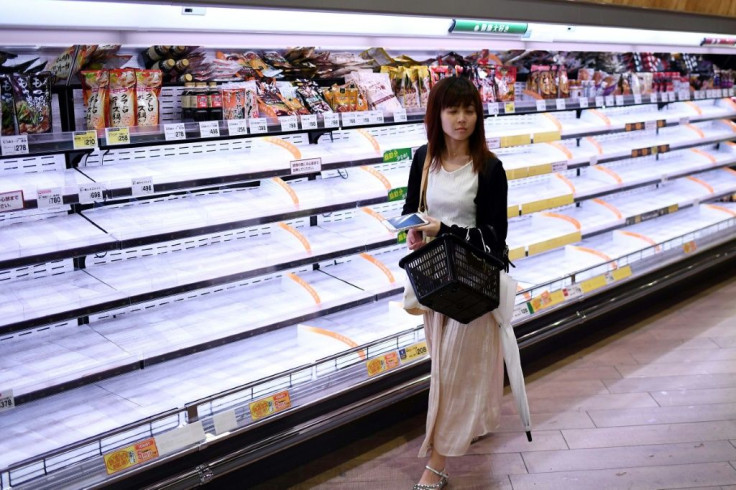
[399,232,503,324]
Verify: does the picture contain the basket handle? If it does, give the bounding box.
[465,227,491,254]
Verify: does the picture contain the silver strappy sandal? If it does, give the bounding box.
[412,465,448,489]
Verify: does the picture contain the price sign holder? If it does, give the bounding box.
[595,96,604,107]
[249,117,268,134]
[0,190,24,213]
[227,119,249,136]
[555,98,566,110]
[1,134,29,156]
[323,112,340,128]
[504,102,516,114]
[615,95,625,106]
[290,157,322,175]
[393,109,407,123]
[536,99,546,112]
[650,93,659,104]
[487,137,501,149]
[78,183,105,204]
[342,112,359,127]
[279,115,299,132]
[37,188,63,208]
[605,95,615,107]
[164,123,187,141]
[300,114,318,130]
[199,121,220,138]
[487,103,500,116]
[634,94,642,104]
[132,177,154,197]
[578,97,589,108]
[73,130,98,150]
[105,127,130,146]
[0,389,14,412]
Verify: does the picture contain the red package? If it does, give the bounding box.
[81,70,109,130]
[108,69,136,127]
[135,70,163,126]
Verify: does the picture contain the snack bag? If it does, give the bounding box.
[108,69,136,127]
[276,82,311,115]
[256,79,293,118]
[0,74,16,135]
[81,70,109,130]
[295,80,332,113]
[402,67,421,110]
[135,70,163,126]
[11,72,53,134]
[477,66,496,103]
[557,66,569,99]
[222,86,245,120]
[346,72,402,113]
[495,66,516,101]
[415,66,431,108]
[429,65,451,88]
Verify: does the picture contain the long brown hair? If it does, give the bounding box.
[424,76,493,174]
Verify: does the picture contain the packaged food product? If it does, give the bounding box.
[401,67,421,110]
[295,80,332,113]
[262,51,292,69]
[495,66,517,101]
[0,74,16,135]
[276,82,311,115]
[429,65,451,88]
[636,73,653,95]
[476,66,497,103]
[557,66,569,98]
[46,45,77,82]
[108,68,136,127]
[256,79,293,118]
[346,71,402,113]
[415,66,431,108]
[222,86,246,120]
[11,72,53,134]
[81,70,109,130]
[135,70,163,126]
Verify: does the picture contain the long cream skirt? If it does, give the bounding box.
[418,309,504,457]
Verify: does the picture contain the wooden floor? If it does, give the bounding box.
[253,272,736,490]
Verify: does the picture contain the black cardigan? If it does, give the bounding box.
[402,144,508,259]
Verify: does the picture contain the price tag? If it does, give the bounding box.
[644,120,657,132]
[37,187,63,208]
[132,176,154,197]
[359,112,372,125]
[199,120,220,138]
[578,97,589,108]
[512,302,532,321]
[487,102,499,116]
[634,94,642,104]
[615,95,625,106]
[342,112,359,127]
[678,91,690,101]
[556,98,566,110]
[249,391,292,421]
[300,114,318,130]
[1,134,29,156]
[323,112,340,128]
[0,390,14,413]
[564,284,583,300]
[650,93,659,104]
[487,137,501,149]
[0,190,24,213]
[604,95,614,107]
[164,123,186,141]
[105,127,130,146]
[399,341,428,364]
[668,92,676,102]
[552,162,567,172]
[595,96,604,107]
[590,154,598,166]
[536,99,546,112]
[290,157,322,175]
[504,101,516,114]
[249,117,268,134]
[368,111,385,124]
[721,88,727,98]
[679,117,690,126]
[225,119,248,136]
[393,109,407,123]
[73,130,98,150]
[279,115,299,132]
[78,183,105,204]
[104,438,158,475]
[366,352,401,377]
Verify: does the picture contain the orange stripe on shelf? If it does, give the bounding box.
[570,245,617,267]
[705,204,736,216]
[300,325,366,360]
[721,119,736,133]
[592,165,624,184]
[723,98,736,111]
[271,177,299,205]
[690,148,718,164]
[546,141,573,160]
[585,136,604,154]
[685,124,705,139]
[263,136,301,159]
[361,207,385,222]
[592,198,623,219]
[541,212,581,230]
[725,167,736,176]
[726,141,736,147]
[517,284,531,300]
[359,253,396,284]
[589,109,612,126]
[287,273,321,304]
[278,222,311,253]
[619,230,658,248]
[684,101,703,116]
[543,112,563,131]
[522,89,543,100]
[686,176,715,194]
[361,166,391,190]
[555,173,577,193]
[357,129,381,154]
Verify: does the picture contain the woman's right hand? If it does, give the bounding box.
[407,228,424,251]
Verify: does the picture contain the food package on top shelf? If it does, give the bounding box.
[11,72,53,134]
[108,68,136,128]
[414,66,430,108]
[262,51,292,70]
[46,45,97,82]
[475,66,497,104]
[256,79,294,118]
[135,70,163,126]
[276,81,311,115]
[557,66,569,98]
[527,65,542,94]
[0,75,16,135]
[636,73,653,95]
[322,82,368,112]
[81,70,109,130]
[537,66,556,100]
[221,81,259,120]
[401,67,422,110]
[345,71,403,113]
[295,80,332,114]
[429,65,452,88]
[360,47,395,67]
[394,54,421,67]
[81,45,123,72]
[495,66,516,101]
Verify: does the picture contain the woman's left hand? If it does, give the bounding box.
[416,215,441,238]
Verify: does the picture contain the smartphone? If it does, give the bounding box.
[382,213,429,233]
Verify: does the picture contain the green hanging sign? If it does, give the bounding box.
[383,147,412,163]
[449,19,528,35]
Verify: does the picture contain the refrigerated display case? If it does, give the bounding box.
[1,2,736,488]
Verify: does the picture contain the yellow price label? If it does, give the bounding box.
[105,127,130,146]
[249,390,291,421]
[366,351,401,377]
[73,130,98,150]
[400,341,428,363]
[104,438,159,475]
[505,102,516,114]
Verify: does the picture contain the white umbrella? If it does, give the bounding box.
[493,271,532,441]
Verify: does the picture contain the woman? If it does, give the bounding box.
[402,76,508,489]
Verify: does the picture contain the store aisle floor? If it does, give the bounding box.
[253,271,736,490]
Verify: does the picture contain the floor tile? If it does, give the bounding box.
[588,404,736,427]
[563,421,736,449]
[509,462,736,490]
[631,348,736,364]
[497,411,595,432]
[616,360,736,378]
[523,379,611,397]
[509,393,658,413]
[604,374,736,393]
[651,388,736,406]
[465,430,568,454]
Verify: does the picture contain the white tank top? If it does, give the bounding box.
[426,161,478,228]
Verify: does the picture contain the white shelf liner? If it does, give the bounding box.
[0,168,93,202]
